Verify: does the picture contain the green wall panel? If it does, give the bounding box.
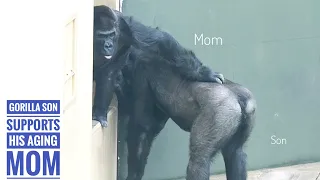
[118,0,320,179]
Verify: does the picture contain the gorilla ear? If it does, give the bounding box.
[118,17,129,33]
[118,17,134,45]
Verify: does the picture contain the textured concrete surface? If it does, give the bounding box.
[210,162,320,180]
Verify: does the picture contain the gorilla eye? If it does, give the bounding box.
[97,34,105,38]
[109,32,116,37]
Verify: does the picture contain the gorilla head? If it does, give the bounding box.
[93,6,120,67]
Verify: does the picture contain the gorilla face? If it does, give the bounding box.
[93,6,120,67]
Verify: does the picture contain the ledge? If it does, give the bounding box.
[91,94,118,180]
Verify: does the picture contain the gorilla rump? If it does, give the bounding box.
[92,5,225,127]
[93,5,257,180]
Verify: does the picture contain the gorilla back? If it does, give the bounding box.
[129,50,256,180]
[115,13,225,84]
[93,5,223,128]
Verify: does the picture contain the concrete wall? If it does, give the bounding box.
[118,0,320,179]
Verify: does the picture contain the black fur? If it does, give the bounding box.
[92,6,133,127]
[115,13,225,84]
[114,12,257,180]
[93,5,257,180]
[93,5,224,127]
[119,48,256,180]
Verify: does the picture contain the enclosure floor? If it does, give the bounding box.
[210,162,320,180]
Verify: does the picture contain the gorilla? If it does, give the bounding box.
[93,5,225,127]
[93,6,134,127]
[94,5,257,180]
[123,51,256,180]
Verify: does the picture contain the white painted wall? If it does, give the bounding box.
[0,0,121,178]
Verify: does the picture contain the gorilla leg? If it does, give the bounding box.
[221,121,252,180]
[126,70,169,180]
[126,107,168,180]
[222,142,247,180]
[221,99,256,180]
[187,102,242,180]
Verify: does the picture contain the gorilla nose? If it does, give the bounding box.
[104,42,112,49]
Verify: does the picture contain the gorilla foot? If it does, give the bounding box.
[93,114,108,127]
